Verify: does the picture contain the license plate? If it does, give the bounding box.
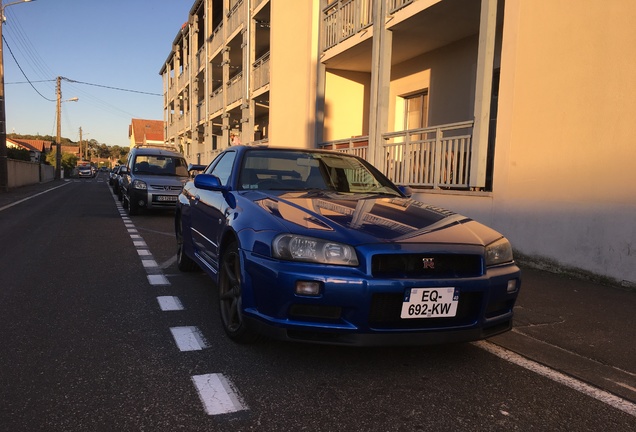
[400,287,459,319]
[156,195,177,202]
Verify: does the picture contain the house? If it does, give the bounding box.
[128,118,165,148]
[6,138,52,162]
[159,0,636,286]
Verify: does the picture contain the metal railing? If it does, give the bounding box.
[319,121,474,189]
[322,0,373,51]
[319,136,369,160]
[382,121,474,188]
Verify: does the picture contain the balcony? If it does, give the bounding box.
[320,121,474,189]
[227,73,244,106]
[228,0,246,37]
[252,52,270,92]
[322,0,373,51]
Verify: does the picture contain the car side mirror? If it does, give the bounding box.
[194,174,236,209]
[194,173,224,191]
[120,166,129,175]
[397,185,413,198]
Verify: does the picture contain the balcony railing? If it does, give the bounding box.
[209,88,224,114]
[387,0,415,15]
[383,121,474,188]
[196,46,205,71]
[227,72,244,105]
[319,136,369,160]
[210,23,224,54]
[322,0,373,51]
[252,52,270,91]
[228,0,245,36]
[319,121,474,189]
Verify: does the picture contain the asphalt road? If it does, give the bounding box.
[0,175,634,431]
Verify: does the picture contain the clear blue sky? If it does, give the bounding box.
[2,0,192,146]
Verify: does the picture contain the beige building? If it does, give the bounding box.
[160,0,636,286]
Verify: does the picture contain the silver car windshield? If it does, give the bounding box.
[134,155,188,176]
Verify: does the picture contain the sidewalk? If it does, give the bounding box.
[2,181,635,404]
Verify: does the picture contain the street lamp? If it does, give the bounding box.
[0,0,34,191]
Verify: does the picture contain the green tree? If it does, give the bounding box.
[46,149,78,175]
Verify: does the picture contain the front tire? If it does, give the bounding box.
[176,216,198,272]
[218,241,258,343]
[127,193,139,215]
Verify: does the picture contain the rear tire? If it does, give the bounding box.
[218,241,258,343]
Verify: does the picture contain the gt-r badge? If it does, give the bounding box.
[423,257,435,269]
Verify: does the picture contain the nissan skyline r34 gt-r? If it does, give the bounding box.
[175,146,521,346]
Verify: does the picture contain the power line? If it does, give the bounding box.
[61,77,162,97]
[2,35,55,102]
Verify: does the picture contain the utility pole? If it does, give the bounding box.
[79,127,83,160]
[54,76,78,179]
[0,0,35,191]
[55,76,61,179]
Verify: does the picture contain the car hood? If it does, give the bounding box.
[248,191,503,246]
[135,174,189,186]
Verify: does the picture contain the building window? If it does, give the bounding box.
[404,90,429,130]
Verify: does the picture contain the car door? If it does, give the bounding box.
[189,150,238,273]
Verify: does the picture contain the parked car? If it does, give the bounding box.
[175,146,521,346]
[77,165,93,178]
[120,146,190,215]
[110,165,123,194]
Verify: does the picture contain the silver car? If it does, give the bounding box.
[120,146,190,215]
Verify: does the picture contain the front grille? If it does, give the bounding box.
[371,253,482,278]
[150,185,182,191]
[368,292,482,329]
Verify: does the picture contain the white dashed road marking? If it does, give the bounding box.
[192,374,248,415]
[110,186,243,416]
[170,326,209,351]
[157,296,184,311]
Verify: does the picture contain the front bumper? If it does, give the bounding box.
[241,251,521,346]
[129,188,180,209]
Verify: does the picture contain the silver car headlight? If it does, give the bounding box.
[132,179,147,190]
[485,237,514,266]
[273,234,359,266]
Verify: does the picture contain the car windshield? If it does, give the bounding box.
[238,150,401,196]
[134,155,188,176]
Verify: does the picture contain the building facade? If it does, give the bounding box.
[160,0,636,286]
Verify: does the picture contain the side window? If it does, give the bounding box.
[208,151,237,186]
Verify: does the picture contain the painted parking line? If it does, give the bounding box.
[474,341,636,418]
[170,326,208,351]
[192,374,248,415]
[110,185,249,417]
[157,296,184,311]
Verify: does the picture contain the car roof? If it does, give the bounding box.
[132,147,185,158]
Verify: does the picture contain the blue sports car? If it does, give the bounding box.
[175,146,521,346]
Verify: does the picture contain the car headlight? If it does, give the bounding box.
[485,237,514,266]
[132,179,147,190]
[273,234,359,266]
